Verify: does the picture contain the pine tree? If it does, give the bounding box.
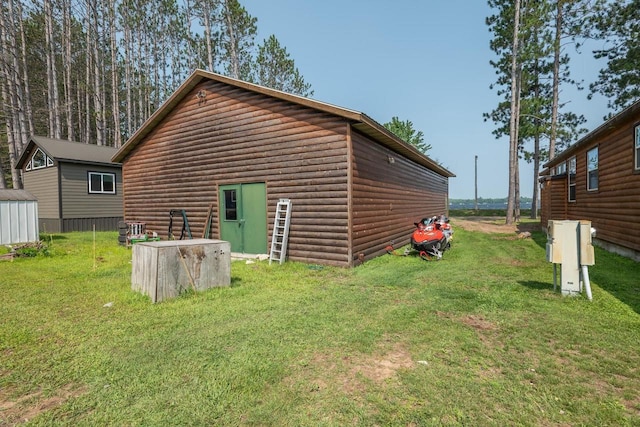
[383,117,431,153]
[254,34,313,97]
[589,0,640,112]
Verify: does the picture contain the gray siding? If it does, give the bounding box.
[22,166,59,219]
[60,162,123,218]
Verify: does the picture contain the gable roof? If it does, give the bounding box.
[16,136,121,169]
[112,69,455,178]
[544,98,640,169]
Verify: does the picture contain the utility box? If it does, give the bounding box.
[578,220,595,266]
[132,239,231,303]
[546,220,595,298]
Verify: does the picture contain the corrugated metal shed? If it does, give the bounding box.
[0,190,39,245]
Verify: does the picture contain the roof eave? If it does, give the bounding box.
[113,69,455,179]
[356,114,455,178]
[543,99,640,169]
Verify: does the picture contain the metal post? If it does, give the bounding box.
[474,155,478,211]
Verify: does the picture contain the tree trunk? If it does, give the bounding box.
[62,0,74,141]
[109,2,120,147]
[44,0,61,139]
[506,0,522,225]
[515,158,520,222]
[203,5,214,71]
[124,13,133,137]
[531,132,540,218]
[224,0,239,79]
[88,0,105,145]
[84,11,92,144]
[549,0,562,160]
[16,0,33,143]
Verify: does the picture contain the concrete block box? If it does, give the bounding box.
[132,239,231,303]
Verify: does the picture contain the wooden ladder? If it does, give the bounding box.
[269,199,292,265]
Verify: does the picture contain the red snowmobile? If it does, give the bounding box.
[410,216,452,260]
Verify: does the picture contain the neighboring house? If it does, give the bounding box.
[16,136,123,233]
[540,99,640,261]
[112,69,455,267]
[0,189,38,245]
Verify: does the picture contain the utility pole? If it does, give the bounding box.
[474,155,478,212]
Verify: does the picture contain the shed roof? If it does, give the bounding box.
[112,69,455,178]
[16,136,121,169]
[544,98,640,169]
[0,189,37,201]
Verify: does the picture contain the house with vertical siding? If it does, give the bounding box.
[540,99,640,261]
[16,136,123,233]
[112,69,455,267]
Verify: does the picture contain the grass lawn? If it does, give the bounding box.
[1,222,639,426]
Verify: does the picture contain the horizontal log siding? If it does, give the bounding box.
[544,119,640,253]
[540,176,568,227]
[350,131,448,264]
[122,80,351,266]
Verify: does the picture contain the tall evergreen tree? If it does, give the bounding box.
[486,0,588,222]
[383,116,431,154]
[254,35,313,97]
[589,0,640,112]
[219,0,256,81]
[0,0,313,187]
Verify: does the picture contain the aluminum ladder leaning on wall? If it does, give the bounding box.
[269,199,292,265]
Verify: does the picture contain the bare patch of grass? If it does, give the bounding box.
[0,383,88,425]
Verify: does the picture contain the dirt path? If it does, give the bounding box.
[451,216,541,235]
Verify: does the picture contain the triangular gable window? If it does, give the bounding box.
[30,148,51,170]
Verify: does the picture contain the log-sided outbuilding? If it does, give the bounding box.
[112,69,455,267]
[540,99,640,261]
[16,136,123,233]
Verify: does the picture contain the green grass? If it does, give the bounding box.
[1,226,639,426]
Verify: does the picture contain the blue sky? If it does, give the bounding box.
[242,0,612,199]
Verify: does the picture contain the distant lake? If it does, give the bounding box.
[449,199,538,210]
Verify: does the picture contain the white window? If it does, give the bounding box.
[88,172,116,194]
[30,148,51,170]
[587,147,598,191]
[568,156,576,202]
[635,125,640,170]
[555,162,566,175]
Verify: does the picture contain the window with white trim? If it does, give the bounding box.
[88,172,116,194]
[568,156,576,202]
[555,162,566,175]
[587,147,598,191]
[26,148,53,171]
[635,124,640,170]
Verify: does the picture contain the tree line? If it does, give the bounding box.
[0,0,312,189]
[486,0,640,224]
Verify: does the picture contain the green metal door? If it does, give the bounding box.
[219,183,267,254]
